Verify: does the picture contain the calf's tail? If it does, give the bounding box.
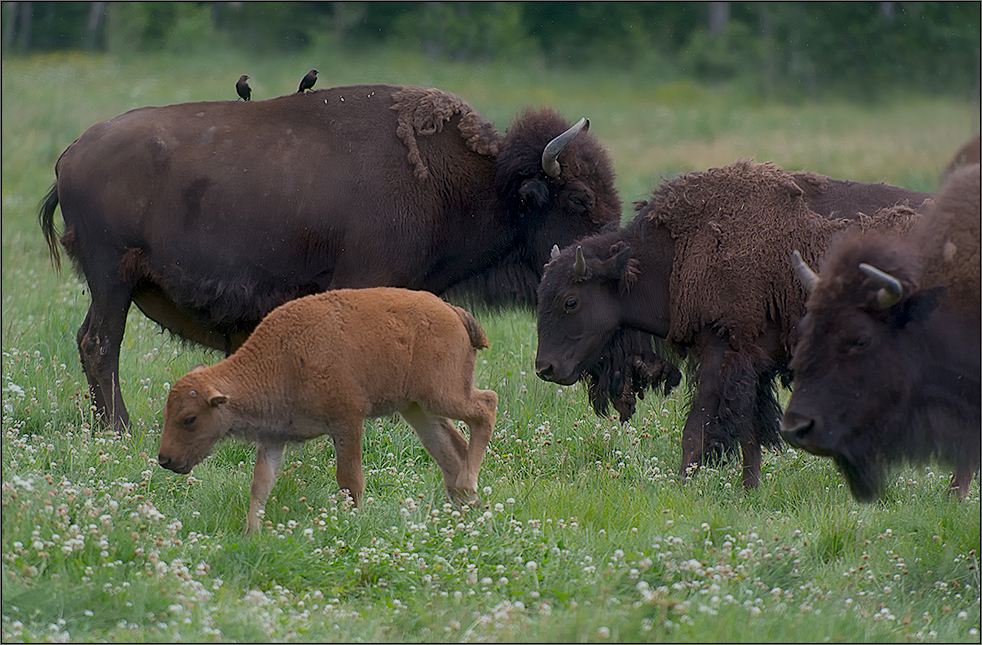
[453,306,489,350]
[38,183,61,271]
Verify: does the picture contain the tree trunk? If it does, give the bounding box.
[85,1,106,50]
[16,1,32,52]
[708,1,729,35]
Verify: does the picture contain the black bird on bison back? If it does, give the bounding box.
[298,69,318,94]
[236,75,251,101]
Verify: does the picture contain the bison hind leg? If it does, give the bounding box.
[76,281,135,432]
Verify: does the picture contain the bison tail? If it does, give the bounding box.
[38,183,61,272]
[453,306,489,350]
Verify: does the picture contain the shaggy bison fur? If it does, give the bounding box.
[782,164,980,500]
[536,160,931,489]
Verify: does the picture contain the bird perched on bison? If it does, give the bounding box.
[235,75,251,101]
[157,287,498,534]
[298,69,318,94]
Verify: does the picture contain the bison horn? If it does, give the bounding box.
[542,117,590,178]
[551,244,562,261]
[791,250,820,293]
[858,263,904,309]
[574,245,587,276]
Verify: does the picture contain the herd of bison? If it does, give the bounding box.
[37,83,980,531]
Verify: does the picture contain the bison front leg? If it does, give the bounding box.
[679,329,759,489]
[247,441,286,534]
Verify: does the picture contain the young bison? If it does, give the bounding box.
[157,287,498,533]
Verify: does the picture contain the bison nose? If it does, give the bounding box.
[780,411,814,448]
[535,361,555,381]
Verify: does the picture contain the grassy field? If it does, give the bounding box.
[2,47,980,642]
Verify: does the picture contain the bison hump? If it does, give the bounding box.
[391,86,500,180]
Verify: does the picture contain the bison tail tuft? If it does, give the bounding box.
[38,183,61,272]
[453,306,489,350]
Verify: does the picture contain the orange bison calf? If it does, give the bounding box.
[157,287,498,533]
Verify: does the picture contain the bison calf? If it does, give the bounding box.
[157,287,498,533]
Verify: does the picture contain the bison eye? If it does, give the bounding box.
[182,416,197,429]
[844,336,872,356]
[564,297,579,312]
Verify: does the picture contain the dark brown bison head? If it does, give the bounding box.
[497,109,622,272]
[535,231,637,385]
[158,369,231,475]
[781,239,968,501]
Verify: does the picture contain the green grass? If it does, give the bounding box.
[2,47,980,642]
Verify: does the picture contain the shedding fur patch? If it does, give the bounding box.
[640,160,920,350]
[391,86,500,180]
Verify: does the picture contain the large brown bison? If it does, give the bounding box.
[782,164,980,501]
[535,160,932,490]
[39,84,621,431]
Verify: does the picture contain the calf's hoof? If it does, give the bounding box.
[448,484,480,508]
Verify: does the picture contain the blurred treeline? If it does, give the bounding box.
[2,1,979,99]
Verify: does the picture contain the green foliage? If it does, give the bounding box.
[2,50,980,642]
[3,2,979,99]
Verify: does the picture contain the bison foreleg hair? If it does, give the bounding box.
[582,327,683,423]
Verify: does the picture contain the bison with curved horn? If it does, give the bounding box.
[782,164,980,501]
[39,84,621,431]
[535,160,932,490]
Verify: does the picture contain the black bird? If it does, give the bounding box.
[236,75,251,102]
[297,69,318,94]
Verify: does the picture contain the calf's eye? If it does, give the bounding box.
[182,416,197,429]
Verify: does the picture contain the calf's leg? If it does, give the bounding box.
[400,403,469,503]
[247,441,286,534]
[332,419,366,507]
[453,389,498,496]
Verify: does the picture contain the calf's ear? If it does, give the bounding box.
[204,385,228,407]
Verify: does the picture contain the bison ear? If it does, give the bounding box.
[204,385,228,407]
[519,178,550,212]
[191,363,208,373]
[597,244,634,284]
[897,286,946,327]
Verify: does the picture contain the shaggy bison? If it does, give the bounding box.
[39,84,620,431]
[782,164,980,500]
[535,160,932,489]
[157,287,498,534]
